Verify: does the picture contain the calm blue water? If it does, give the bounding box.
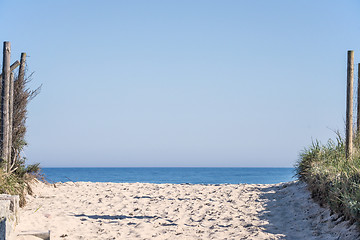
[42,168,295,184]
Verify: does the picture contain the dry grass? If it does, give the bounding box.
[0,167,40,207]
[0,66,41,206]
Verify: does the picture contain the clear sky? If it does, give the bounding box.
[1,1,360,167]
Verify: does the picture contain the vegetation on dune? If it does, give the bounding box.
[0,163,40,206]
[0,66,42,206]
[297,50,360,225]
[296,132,360,224]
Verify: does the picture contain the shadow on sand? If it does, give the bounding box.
[255,181,347,240]
[73,214,156,220]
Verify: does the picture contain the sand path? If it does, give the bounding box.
[12,181,359,240]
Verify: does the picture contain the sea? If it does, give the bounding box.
[41,168,295,185]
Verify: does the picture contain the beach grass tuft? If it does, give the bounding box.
[0,163,42,206]
[296,132,360,224]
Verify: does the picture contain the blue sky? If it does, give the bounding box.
[1,1,360,167]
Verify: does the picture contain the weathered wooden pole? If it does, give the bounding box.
[358,63,360,135]
[346,50,354,159]
[8,72,14,171]
[1,42,11,170]
[18,53,26,83]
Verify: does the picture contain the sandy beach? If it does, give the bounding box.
[12,181,359,240]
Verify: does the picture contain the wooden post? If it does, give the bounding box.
[18,53,26,83]
[346,50,354,159]
[8,73,14,171]
[358,63,360,134]
[0,61,19,129]
[1,42,11,170]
